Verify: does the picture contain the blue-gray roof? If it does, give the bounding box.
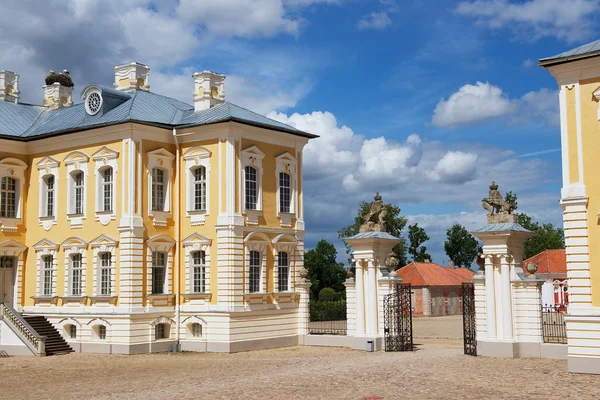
[344,231,401,241]
[539,39,600,67]
[471,223,533,233]
[0,86,316,140]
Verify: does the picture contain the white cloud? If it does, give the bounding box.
[456,0,600,43]
[428,151,478,183]
[177,0,300,38]
[357,12,392,30]
[520,88,559,126]
[432,81,516,128]
[523,59,535,68]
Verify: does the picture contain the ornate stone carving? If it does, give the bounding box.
[298,266,309,280]
[482,181,516,224]
[359,192,389,232]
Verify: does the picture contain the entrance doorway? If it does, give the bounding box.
[0,256,16,306]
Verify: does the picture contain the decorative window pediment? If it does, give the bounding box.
[64,151,89,167]
[89,234,118,252]
[0,239,27,257]
[272,233,297,253]
[61,237,88,252]
[182,233,211,251]
[36,156,60,170]
[32,238,59,254]
[92,146,119,165]
[146,234,176,252]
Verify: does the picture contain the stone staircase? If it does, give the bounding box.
[23,316,73,356]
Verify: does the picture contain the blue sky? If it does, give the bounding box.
[2,0,597,265]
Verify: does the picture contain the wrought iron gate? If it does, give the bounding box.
[383,284,413,352]
[462,282,476,356]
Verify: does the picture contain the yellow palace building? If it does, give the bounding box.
[540,41,600,374]
[0,62,316,355]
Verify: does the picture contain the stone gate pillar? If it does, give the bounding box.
[472,181,550,358]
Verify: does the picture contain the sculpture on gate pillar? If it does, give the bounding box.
[482,181,516,223]
[360,192,389,232]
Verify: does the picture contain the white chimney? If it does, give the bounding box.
[114,62,150,91]
[43,70,73,109]
[0,70,20,103]
[193,71,225,111]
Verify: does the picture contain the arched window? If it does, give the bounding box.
[101,167,113,212]
[99,252,112,296]
[192,250,206,293]
[67,324,77,339]
[244,166,257,210]
[279,172,291,213]
[152,252,166,294]
[42,255,53,296]
[151,168,165,211]
[249,250,261,293]
[0,176,17,218]
[278,251,289,292]
[99,325,107,340]
[155,323,169,340]
[43,175,55,217]
[70,171,85,215]
[70,253,83,296]
[191,323,202,338]
[193,166,206,211]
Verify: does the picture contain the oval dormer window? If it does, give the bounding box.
[85,91,102,116]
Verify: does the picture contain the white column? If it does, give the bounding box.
[354,259,365,336]
[366,258,378,336]
[501,255,513,340]
[484,255,496,339]
[296,280,312,336]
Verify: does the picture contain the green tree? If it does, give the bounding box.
[444,224,480,268]
[506,192,565,259]
[505,191,518,213]
[338,200,408,267]
[304,239,347,298]
[408,223,431,262]
[516,213,565,259]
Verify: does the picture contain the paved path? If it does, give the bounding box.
[413,315,463,339]
[1,342,599,399]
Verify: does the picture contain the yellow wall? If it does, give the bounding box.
[23,141,123,306]
[579,78,600,306]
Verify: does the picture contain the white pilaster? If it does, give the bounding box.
[485,255,497,339]
[354,259,365,336]
[366,258,378,336]
[500,256,513,340]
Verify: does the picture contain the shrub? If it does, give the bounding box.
[309,299,346,321]
[318,287,338,302]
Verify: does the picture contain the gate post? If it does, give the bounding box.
[296,277,312,340]
[344,275,356,337]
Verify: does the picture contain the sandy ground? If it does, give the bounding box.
[1,316,599,400]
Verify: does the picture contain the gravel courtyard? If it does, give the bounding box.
[1,316,599,400]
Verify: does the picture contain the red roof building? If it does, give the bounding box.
[523,249,567,307]
[396,262,475,317]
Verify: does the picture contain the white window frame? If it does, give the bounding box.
[272,234,297,293]
[183,147,211,226]
[183,316,207,340]
[89,234,118,298]
[32,238,59,298]
[150,317,173,341]
[0,240,26,308]
[147,148,175,227]
[275,152,297,228]
[0,158,27,233]
[182,233,212,295]
[92,146,118,226]
[240,146,265,225]
[36,156,59,231]
[244,232,269,295]
[61,237,88,298]
[146,235,176,298]
[88,318,111,342]
[64,151,89,229]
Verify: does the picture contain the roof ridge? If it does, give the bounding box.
[413,262,428,285]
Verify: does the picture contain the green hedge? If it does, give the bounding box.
[310,299,346,321]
